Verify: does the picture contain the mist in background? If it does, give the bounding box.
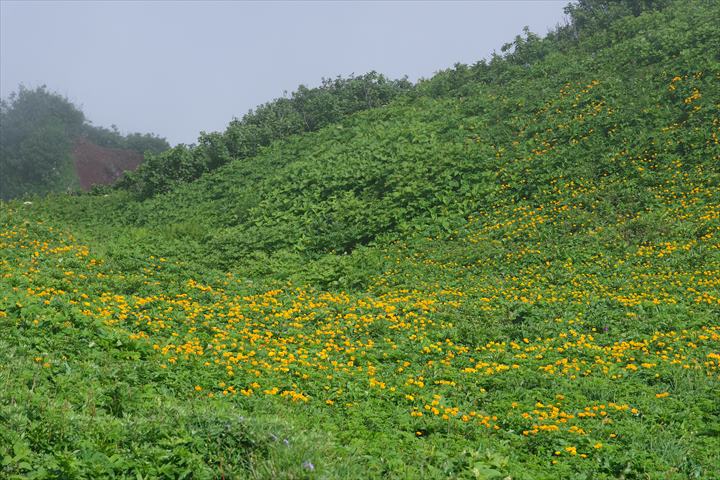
[1,1,568,145]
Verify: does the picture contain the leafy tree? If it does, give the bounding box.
[0,85,84,199]
[563,0,673,39]
[123,132,169,155]
[0,85,169,199]
[83,123,169,154]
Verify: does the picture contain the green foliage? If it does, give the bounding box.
[563,0,674,39]
[83,123,169,155]
[0,85,169,200]
[123,72,413,199]
[2,0,719,478]
[105,0,716,265]
[0,309,334,479]
[0,86,84,199]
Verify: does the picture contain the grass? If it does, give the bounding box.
[1,0,719,477]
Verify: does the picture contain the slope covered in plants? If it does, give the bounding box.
[1,1,719,478]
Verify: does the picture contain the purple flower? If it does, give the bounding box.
[302,460,315,471]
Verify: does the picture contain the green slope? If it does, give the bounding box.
[1,1,719,478]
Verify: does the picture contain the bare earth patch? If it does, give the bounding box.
[72,138,143,190]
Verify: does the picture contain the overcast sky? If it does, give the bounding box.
[1,0,568,145]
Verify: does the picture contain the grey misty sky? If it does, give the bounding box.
[1,0,568,146]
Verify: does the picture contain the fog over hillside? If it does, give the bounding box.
[1,1,567,145]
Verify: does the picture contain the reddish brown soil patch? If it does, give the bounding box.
[72,138,143,190]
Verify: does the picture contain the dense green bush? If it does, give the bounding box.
[83,124,168,154]
[119,72,413,198]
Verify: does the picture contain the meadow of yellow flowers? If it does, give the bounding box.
[2,1,720,477]
[2,145,718,476]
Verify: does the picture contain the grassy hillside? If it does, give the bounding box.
[1,1,719,478]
